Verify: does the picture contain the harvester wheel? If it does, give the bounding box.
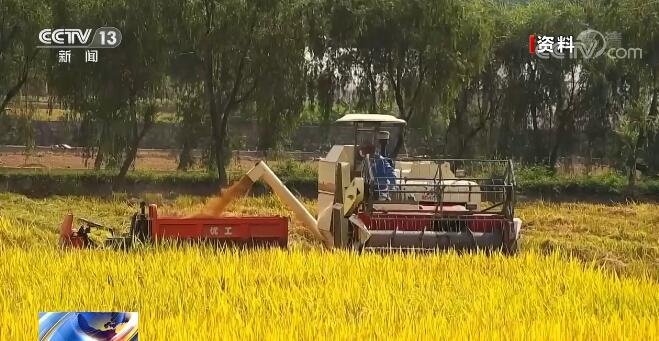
[503,239,519,255]
[352,241,365,254]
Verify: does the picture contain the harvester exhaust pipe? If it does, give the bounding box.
[246,161,328,246]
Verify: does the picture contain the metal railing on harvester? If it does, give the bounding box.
[360,157,517,221]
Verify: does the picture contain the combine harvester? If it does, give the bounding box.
[60,114,521,253]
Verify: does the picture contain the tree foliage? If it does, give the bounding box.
[3,0,658,184]
[0,0,48,144]
[47,0,168,179]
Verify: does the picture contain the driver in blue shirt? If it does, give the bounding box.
[359,131,396,200]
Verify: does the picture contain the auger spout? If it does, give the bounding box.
[246,161,327,245]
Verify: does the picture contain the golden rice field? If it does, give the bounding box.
[1,192,658,339]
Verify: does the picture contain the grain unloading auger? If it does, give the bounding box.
[59,114,521,252]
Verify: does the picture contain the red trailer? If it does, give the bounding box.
[59,202,288,249]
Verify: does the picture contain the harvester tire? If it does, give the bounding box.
[352,241,365,254]
[503,239,519,255]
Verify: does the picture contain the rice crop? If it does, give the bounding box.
[1,243,658,340]
[0,193,658,340]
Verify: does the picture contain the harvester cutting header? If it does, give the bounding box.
[60,114,522,253]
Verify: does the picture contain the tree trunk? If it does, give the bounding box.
[0,73,28,114]
[0,50,35,114]
[178,141,193,170]
[201,0,224,184]
[365,53,377,112]
[530,100,544,161]
[208,85,225,184]
[203,1,226,185]
[93,150,104,170]
[632,69,658,177]
[389,86,407,157]
[117,121,152,180]
[452,86,473,158]
[547,116,565,173]
[547,110,573,172]
[93,138,104,170]
[117,143,138,180]
[497,110,512,157]
[215,108,232,186]
[628,148,637,190]
[529,64,545,162]
[548,106,569,171]
[391,129,406,157]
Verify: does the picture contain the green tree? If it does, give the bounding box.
[0,0,47,116]
[174,83,208,170]
[308,0,503,157]
[169,0,308,184]
[615,97,658,188]
[48,0,168,179]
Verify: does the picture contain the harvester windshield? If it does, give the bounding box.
[334,113,406,175]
